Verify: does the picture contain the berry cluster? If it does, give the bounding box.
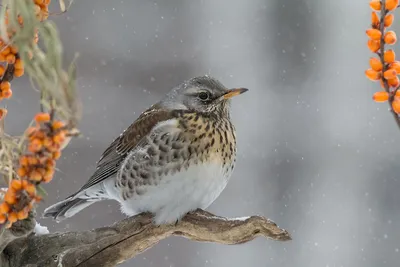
[0,180,38,225]
[0,0,72,228]
[0,0,50,100]
[0,113,68,228]
[366,0,400,113]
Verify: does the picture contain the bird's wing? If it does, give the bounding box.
[77,106,178,192]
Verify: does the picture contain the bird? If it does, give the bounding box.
[43,75,248,225]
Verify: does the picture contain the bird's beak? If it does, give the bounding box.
[222,88,249,99]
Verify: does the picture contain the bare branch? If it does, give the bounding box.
[2,209,291,267]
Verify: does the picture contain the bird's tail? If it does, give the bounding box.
[43,196,98,222]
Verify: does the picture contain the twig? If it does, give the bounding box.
[1,210,291,267]
[0,63,14,83]
[378,0,400,130]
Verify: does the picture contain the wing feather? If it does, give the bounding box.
[78,106,176,192]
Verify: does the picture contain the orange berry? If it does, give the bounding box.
[368,39,381,53]
[6,54,15,64]
[19,155,29,166]
[385,14,394,27]
[34,112,50,123]
[10,179,22,191]
[393,98,400,113]
[0,54,5,62]
[366,68,382,81]
[42,137,53,149]
[386,0,399,11]
[0,47,10,56]
[4,191,16,205]
[373,91,389,102]
[0,65,5,76]
[29,170,42,181]
[43,168,54,183]
[371,12,380,27]
[0,202,10,214]
[369,57,383,71]
[52,120,65,130]
[8,212,17,223]
[7,187,16,194]
[366,29,382,40]
[17,167,27,178]
[37,167,46,176]
[384,49,396,63]
[0,81,10,91]
[388,76,400,87]
[14,68,24,77]
[14,58,23,69]
[53,131,66,144]
[17,210,28,220]
[2,89,12,99]
[384,31,397,45]
[390,61,400,73]
[47,143,60,153]
[45,158,55,168]
[0,214,6,224]
[52,150,61,160]
[23,182,36,195]
[384,69,397,79]
[28,138,43,153]
[32,130,45,140]
[396,91,400,97]
[370,0,382,10]
[27,156,39,165]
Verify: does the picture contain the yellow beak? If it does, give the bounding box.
[223,88,249,99]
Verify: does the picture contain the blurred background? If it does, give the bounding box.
[5,0,400,266]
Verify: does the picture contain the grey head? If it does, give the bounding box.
[157,75,248,115]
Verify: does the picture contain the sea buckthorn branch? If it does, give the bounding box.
[367,0,400,129]
[0,0,80,231]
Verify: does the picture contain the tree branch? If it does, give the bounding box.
[1,209,291,267]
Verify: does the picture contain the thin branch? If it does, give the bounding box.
[378,0,400,130]
[0,62,15,83]
[2,209,291,267]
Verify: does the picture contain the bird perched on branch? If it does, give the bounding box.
[43,75,248,224]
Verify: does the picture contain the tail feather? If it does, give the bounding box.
[43,197,97,222]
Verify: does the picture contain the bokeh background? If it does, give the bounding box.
[5,0,400,266]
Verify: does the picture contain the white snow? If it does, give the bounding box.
[34,222,49,235]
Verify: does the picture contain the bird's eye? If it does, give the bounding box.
[198,91,210,101]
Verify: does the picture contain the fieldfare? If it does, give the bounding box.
[43,75,248,224]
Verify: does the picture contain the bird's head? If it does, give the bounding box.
[161,75,248,116]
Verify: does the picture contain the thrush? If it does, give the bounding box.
[43,75,248,224]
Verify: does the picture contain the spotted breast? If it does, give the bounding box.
[109,110,237,224]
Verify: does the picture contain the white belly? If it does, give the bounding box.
[114,162,233,224]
